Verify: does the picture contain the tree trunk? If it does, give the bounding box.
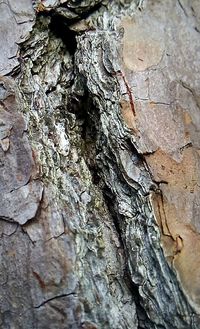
[0,0,200,328]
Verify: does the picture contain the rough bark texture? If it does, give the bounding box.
[0,0,200,328]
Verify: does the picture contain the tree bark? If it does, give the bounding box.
[0,0,200,328]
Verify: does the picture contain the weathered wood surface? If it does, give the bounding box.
[0,0,200,328]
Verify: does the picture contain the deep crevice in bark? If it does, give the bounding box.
[124,271,155,329]
[102,185,124,246]
[49,15,77,55]
[69,85,103,186]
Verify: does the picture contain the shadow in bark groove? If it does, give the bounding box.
[69,85,103,186]
[49,15,77,55]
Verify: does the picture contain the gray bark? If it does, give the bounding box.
[0,0,200,328]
